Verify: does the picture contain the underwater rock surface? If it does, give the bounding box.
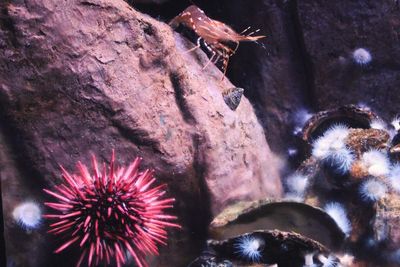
[186,0,400,156]
[297,0,400,116]
[0,0,282,266]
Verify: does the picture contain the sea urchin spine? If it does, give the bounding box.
[43,152,180,267]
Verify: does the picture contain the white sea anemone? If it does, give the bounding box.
[286,173,309,196]
[352,48,372,65]
[318,254,339,267]
[323,148,355,174]
[294,108,313,127]
[360,149,390,177]
[391,116,400,131]
[12,201,41,230]
[288,148,298,157]
[359,178,387,202]
[337,254,355,266]
[234,235,264,262]
[370,118,387,130]
[388,164,400,193]
[324,202,352,236]
[312,125,354,174]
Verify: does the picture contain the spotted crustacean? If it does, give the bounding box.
[170,5,266,78]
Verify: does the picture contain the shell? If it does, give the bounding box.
[187,250,233,267]
[209,200,345,251]
[207,230,329,267]
[222,87,244,111]
[301,105,377,144]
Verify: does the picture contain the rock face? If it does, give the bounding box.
[297,0,400,119]
[179,0,400,155]
[0,0,282,266]
[180,0,314,155]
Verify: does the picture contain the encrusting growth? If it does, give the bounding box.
[43,151,180,267]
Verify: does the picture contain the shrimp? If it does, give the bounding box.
[170,5,266,78]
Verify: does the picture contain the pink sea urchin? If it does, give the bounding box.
[43,152,180,267]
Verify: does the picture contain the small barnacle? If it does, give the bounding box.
[359,178,388,202]
[352,48,372,65]
[234,234,265,262]
[360,149,391,177]
[324,202,351,237]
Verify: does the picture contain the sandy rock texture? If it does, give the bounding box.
[0,0,282,266]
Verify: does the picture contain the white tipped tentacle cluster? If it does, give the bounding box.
[352,48,372,65]
[318,254,341,267]
[324,202,352,236]
[285,173,310,199]
[234,235,264,262]
[369,118,387,131]
[359,178,388,202]
[12,201,42,230]
[360,149,390,177]
[312,124,354,174]
[354,150,400,202]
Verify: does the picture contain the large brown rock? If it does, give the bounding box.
[0,0,282,266]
